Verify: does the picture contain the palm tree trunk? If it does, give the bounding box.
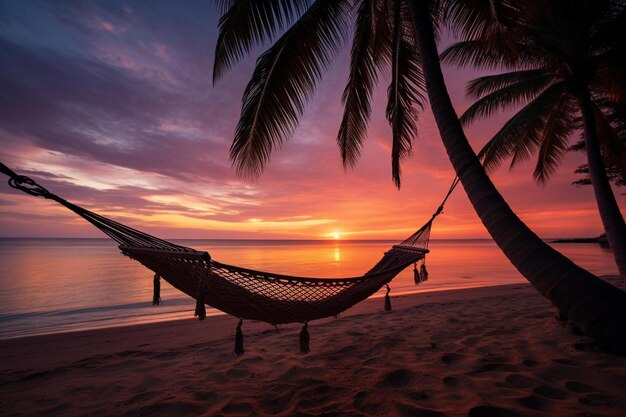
[576,86,626,275]
[410,0,626,354]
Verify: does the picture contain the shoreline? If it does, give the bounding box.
[2,276,625,417]
[0,282,538,370]
[0,281,533,342]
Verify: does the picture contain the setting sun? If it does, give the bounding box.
[331,231,341,240]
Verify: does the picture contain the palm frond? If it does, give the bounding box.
[466,68,549,98]
[460,71,555,126]
[337,0,390,170]
[441,0,520,40]
[438,0,544,73]
[213,0,312,82]
[440,39,542,70]
[478,82,571,173]
[230,0,350,178]
[213,0,236,14]
[533,95,578,183]
[386,0,425,188]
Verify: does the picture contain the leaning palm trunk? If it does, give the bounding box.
[577,86,626,275]
[411,0,626,354]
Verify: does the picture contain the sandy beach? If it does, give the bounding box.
[1,277,625,417]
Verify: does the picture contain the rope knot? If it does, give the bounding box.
[9,175,54,199]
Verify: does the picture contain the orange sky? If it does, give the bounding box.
[0,2,623,240]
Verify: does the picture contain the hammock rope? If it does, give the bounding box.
[1,162,459,351]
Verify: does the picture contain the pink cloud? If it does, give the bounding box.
[91,17,125,34]
[1,4,623,242]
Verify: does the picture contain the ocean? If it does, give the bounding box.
[0,238,617,339]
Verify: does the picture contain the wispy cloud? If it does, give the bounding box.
[0,0,618,240]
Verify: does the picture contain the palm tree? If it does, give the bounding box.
[212,0,626,353]
[441,0,626,274]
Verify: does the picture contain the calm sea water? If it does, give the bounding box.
[0,238,617,339]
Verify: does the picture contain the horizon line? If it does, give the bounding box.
[0,236,585,242]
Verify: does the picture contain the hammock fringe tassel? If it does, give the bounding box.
[384,284,392,312]
[420,264,429,282]
[152,274,161,305]
[194,280,206,321]
[235,320,244,356]
[414,262,429,285]
[299,322,310,354]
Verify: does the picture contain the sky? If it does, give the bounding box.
[0,0,623,240]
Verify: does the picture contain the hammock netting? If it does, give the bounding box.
[1,163,445,326]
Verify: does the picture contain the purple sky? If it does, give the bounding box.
[0,0,622,240]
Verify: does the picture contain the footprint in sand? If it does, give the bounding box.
[517,394,554,411]
[470,363,518,374]
[377,368,416,388]
[442,376,461,388]
[521,359,540,368]
[504,373,540,388]
[192,390,219,402]
[440,353,463,365]
[565,380,598,393]
[533,385,569,400]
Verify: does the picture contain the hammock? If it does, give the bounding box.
[1,162,456,352]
